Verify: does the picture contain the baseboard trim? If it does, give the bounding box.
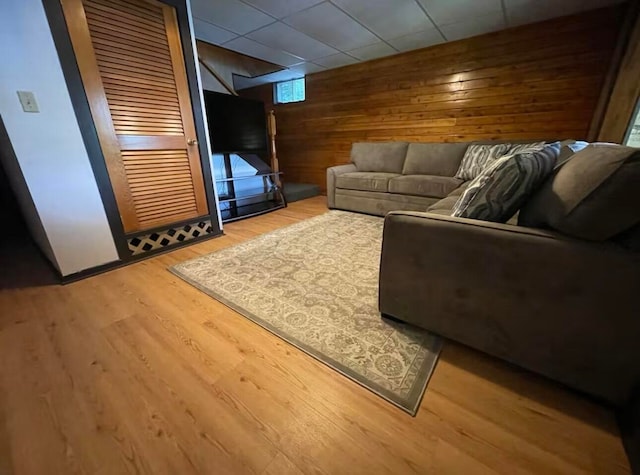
[60,230,223,284]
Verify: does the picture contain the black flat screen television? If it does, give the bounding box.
[203,90,268,154]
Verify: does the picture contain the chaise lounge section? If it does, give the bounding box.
[329,140,640,406]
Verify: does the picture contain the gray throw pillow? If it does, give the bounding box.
[452,142,561,222]
[454,143,511,181]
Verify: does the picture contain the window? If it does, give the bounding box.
[274,78,305,104]
[624,98,640,147]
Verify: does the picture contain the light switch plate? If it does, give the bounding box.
[17,91,39,113]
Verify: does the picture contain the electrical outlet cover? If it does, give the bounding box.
[17,91,39,113]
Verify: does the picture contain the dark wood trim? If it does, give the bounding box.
[589,0,640,141]
[597,4,640,142]
[587,1,637,141]
[42,0,130,260]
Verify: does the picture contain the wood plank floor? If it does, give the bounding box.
[0,196,630,474]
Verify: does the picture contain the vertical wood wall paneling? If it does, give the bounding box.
[241,6,625,192]
[597,6,640,143]
[61,0,209,232]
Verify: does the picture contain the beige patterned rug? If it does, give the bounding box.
[170,211,441,415]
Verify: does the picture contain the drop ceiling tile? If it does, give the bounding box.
[387,28,444,52]
[333,0,435,41]
[418,0,503,26]
[190,0,274,35]
[440,12,506,41]
[193,19,238,44]
[247,21,338,60]
[288,62,326,74]
[347,41,397,61]
[223,37,304,66]
[284,2,379,51]
[312,53,359,69]
[241,0,324,19]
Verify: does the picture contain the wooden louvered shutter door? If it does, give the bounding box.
[61,0,208,232]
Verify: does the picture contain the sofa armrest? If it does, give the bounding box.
[327,163,357,208]
[379,211,640,404]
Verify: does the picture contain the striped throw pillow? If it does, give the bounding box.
[454,144,511,181]
[452,142,561,223]
[508,142,546,154]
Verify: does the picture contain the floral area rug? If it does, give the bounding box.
[170,211,442,415]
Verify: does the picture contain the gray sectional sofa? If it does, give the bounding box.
[327,141,469,217]
[327,141,640,406]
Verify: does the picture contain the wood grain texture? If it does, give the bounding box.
[242,7,624,192]
[598,8,640,143]
[59,0,140,231]
[62,0,208,233]
[163,5,208,217]
[0,197,631,474]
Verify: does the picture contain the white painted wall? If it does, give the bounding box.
[0,122,58,269]
[0,0,120,276]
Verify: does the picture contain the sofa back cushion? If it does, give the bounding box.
[519,144,640,240]
[351,142,408,173]
[556,140,589,169]
[402,143,469,176]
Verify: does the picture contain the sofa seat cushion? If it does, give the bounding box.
[402,143,469,176]
[351,142,408,173]
[519,143,640,240]
[335,189,438,216]
[335,172,400,192]
[427,195,459,215]
[446,181,470,198]
[388,175,463,198]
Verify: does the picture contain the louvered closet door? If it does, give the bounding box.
[61,0,208,232]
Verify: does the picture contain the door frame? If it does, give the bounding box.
[43,0,221,262]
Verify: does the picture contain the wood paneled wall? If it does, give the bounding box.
[242,6,624,192]
[598,5,640,143]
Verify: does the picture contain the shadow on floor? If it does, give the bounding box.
[0,237,59,289]
[438,340,621,436]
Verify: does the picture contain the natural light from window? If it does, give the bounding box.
[274,78,305,104]
[624,99,640,147]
